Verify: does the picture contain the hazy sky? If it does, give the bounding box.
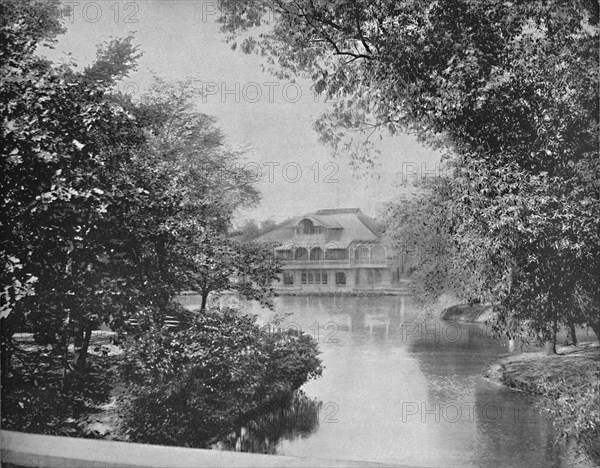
[46,0,441,222]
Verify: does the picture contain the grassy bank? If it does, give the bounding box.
[485,342,600,466]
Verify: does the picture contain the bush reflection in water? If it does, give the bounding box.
[215,391,322,454]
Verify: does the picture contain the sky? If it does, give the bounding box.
[44,0,441,223]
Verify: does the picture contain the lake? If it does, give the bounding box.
[177,294,564,467]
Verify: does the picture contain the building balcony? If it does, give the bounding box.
[280,258,402,269]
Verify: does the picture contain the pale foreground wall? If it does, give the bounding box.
[1,430,399,468]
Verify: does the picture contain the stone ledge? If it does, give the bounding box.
[1,430,399,468]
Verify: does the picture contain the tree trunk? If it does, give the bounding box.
[61,310,71,391]
[201,291,209,310]
[545,300,558,356]
[76,327,93,370]
[592,323,600,343]
[1,318,12,383]
[567,320,577,346]
[73,324,83,349]
[552,311,558,352]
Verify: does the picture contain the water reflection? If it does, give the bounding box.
[214,391,322,454]
[410,326,561,467]
[178,295,566,467]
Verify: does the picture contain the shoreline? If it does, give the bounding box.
[180,290,411,297]
[441,304,600,466]
[440,303,493,322]
[482,341,599,389]
[483,342,600,467]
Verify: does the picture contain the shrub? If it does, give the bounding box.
[116,306,322,447]
[1,347,113,437]
[536,362,600,465]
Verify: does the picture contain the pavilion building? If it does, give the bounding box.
[254,208,413,293]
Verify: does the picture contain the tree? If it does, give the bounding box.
[119,79,278,312]
[382,176,474,310]
[217,0,600,347]
[171,226,281,311]
[1,1,307,440]
[1,0,274,379]
[232,219,280,242]
[232,220,260,242]
[1,0,149,377]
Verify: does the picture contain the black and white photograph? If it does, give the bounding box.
[1,1,599,467]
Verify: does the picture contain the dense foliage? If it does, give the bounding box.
[537,365,600,465]
[1,339,114,436]
[1,0,145,374]
[1,0,304,445]
[1,0,279,367]
[217,0,600,348]
[500,356,600,465]
[117,306,322,447]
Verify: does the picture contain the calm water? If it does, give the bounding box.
[177,295,565,467]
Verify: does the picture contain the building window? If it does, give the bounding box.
[301,270,331,285]
[374,270,382,284]
[326,249,348,260]
[371,245,386,261]
[301,219,315,234]
[295,248,309,261]
[300,219,324,235]
[283,272,294,285]
[310,247,324,261]
[392,268,400,284]
[355,245,370,261]
[301,219,314,234]
[367,269,374,284]
[336,272,346,285]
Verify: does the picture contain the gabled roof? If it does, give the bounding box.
[255,208,381,249]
